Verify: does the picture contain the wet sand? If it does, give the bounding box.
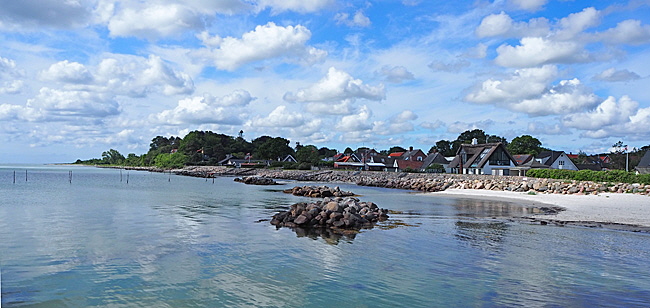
[432,189,650,231]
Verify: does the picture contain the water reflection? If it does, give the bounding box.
[291,226,359,244]
[455,220,508,251]
[450,198,536,218]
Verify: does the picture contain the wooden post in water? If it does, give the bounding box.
[13,170,16,184]
[126,171,129,184]
[69,171,72,184]
[120,169,123,182]
[168,170,171,182]
[25,170,27,182]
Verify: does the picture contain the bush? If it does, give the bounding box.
[526,169,650,185]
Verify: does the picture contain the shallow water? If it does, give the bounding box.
[1,165,650,307]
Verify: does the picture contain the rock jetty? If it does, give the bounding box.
[271,197,389,230]
[283,185,355,198]
[234,176,279,185]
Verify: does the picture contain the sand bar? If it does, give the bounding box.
[432,189,650,229]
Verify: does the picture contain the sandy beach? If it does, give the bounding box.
[432,189,650,229]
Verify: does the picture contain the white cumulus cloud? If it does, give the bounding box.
[509,79,600,116]
[251,105,305,127]
[465,65,558,104]
[509,0,547,11]
[195,22,327,71]
[563,95,650,139]
[152,91,252,125]
[593,68,641,82]
[476,12,549,38]
[108,4,204,39]
[336,105,373,132]
[284,67,385,103]
[378,66,415,83]
[40,60,94,84]
[495,37,589,67]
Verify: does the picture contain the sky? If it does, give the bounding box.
[1,0,649,163]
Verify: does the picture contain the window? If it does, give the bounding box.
[489,148,510,166]
[417,156,423,161]
[559,161,565,165]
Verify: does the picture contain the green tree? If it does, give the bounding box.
[343,147,354,154]
[389,146,407,153]
[101,149,125,165]
[318,147,338,158]
[254,137,294,160]
[456,129,487,144]
[430,140,454,156]
[296,145,320,164]
[507,135,543,155]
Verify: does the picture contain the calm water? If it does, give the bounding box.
[1,165,650,307]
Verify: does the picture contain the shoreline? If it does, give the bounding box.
[102,166,650,232]
[431,189,650,232]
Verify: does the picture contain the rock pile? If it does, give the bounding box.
[271,197,389,230]
[283,185,355,198]
[234,176,279,185]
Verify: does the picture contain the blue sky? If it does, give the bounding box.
[1,0,649,163]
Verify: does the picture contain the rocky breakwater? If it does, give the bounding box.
[271,197,389,230]
[234,176,279,185]
[283,185,355,198]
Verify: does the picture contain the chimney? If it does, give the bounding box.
[409,146,414,151]
[472,138,478,145]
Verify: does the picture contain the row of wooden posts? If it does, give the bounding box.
[11,169,215,184]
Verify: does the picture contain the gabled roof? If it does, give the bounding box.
[513,154,534,165]
[637,151,650,169]
[401,149,426,160]
[388,152,404,157]
[421,152,449,169]
[394,159,423,170]
[336,153,361,163]
[536,150,566,166]
[448,143,516,169]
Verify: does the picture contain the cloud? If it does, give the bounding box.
[495,37,589,67]
[0,0,91,30]
[93,55,194,97]
[527,121,568,135]
[305,100,353,115]
[562,95,650,139]
[0,56,24,94]
[378,66,415,83]
[562,95,638,130]
[554,7,601,40]
[195,22,327,71]
[465,65,558,104]
[465,67,600,116]
[335,10,371,27]
[40,60,94,84]
[25,87,120,120]
[336,105,373,132]
[475,12,549,38]
[0,80,24,94]
[256,0,334,14]
[597,19,650,45]
[509,79,600,116]
[447,120,495,134]
[428,60,470,72]
[108,4,205,39]
[152,91,253,125]
[373,110,418,135]
[593,68,641,82]
[421,120,445,131]
[251,105,305,127]
[509,0,548,11]
[284,67,385,103]
[464,43,488,59]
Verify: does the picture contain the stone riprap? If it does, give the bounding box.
[151,166,648,196]
[283,185,355,198]
[234,176,279,185]
[253,170,649,196]
[271,197,389,230]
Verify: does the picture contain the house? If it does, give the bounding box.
[420,152,450,173]
[391,159,423,172]
[401,147,427,162]
[448,142,518,175]
[281,154,297,163]
[635,151,650,174]
[535,151,579,170]
[333,153,364,169]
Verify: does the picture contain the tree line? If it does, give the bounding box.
[75,129,648,170]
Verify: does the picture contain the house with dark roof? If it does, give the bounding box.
[635,151,650,174]
[535,151,579,170]
[401,147,427,162]
[448,142,518,175]
[420,152,450,173]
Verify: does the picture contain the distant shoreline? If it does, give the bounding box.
[97,165,650,231]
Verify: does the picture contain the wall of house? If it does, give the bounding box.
[551,153,579,170]
[483,160,516,175]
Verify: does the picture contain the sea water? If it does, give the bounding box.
[1,165,649,307]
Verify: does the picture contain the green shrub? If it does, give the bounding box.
[526,169,650,185]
